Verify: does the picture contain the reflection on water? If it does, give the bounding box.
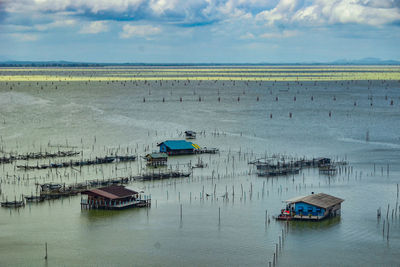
[80,207,147,222]
[288,216,341,231]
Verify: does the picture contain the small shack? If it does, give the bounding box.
[144,153,168,167]
[278,193,344,221]
[313,157,331,167]
[185,131,196,139]
[157,140,200,155]
[81,185,150,210]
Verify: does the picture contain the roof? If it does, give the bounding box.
[82,185,138,200]
[157,140,199,150]
[284,195,307,203]
[288,193,344,209]
[146,153,168,159]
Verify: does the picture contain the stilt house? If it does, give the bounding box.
[278,193,344,220]
[81,185,150,210]
[157,140,200,155]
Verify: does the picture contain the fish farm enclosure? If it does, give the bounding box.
[0,66,400,266]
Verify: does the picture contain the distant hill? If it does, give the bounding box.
[0,61,105,67]
[0,58,399,67]
[332,57,400,65]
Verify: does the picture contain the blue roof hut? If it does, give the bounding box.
[278,193,344,221]
[157,140,200,155]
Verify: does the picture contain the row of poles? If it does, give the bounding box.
[378,184,400,242]
[268,221,289,267]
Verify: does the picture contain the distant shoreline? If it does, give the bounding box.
[1,60,400,67]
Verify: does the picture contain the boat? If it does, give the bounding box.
[116,155,136,162]
[24,195,44,203]
[40,183,62,191]
[276,209,293,220]
[1,200,25,208]
[192,158,207,168]
[185,130,196,139]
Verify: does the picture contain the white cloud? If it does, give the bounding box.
[82,0,144,13]
[149,0,179,14]
[260,30,299,38]
[5,0,145,14]
[321,0,400,26]
[35,19,76,31]
[10,33,38,41]
[2,0,400,38]
[120,24,161,39]
[240,32,255,39]
[256,0,299,25]
[79,21,109,34]
[257,0,400,27]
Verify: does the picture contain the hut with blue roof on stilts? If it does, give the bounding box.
[277,192,344,221]
[157,140,200,156]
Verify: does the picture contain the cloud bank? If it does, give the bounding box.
[1,0,399,62]
[120,24,161,38]
[4,0,399,30]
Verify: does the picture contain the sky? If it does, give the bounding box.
[0,0,399,63]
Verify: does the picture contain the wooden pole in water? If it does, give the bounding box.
[387,221,389,241]
[273,253,275,267]
[219,207,221,226]
[44,242,48,260]
[272,252,275,267]
[279,236,281,251]
[383,219,385,236]
[386,204,390,219]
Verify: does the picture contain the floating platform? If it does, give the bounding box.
[0,151,80,164]
[253,157,345,178]
[17,155,136,170]
[139,171,191,181]
[258,167,300,177]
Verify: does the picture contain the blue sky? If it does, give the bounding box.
[0,0,399,63]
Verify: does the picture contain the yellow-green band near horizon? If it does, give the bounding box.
[0,73,399,82]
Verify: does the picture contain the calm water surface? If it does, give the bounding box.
[0,66,399,266]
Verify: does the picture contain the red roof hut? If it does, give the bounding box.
[81,185,150,209]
